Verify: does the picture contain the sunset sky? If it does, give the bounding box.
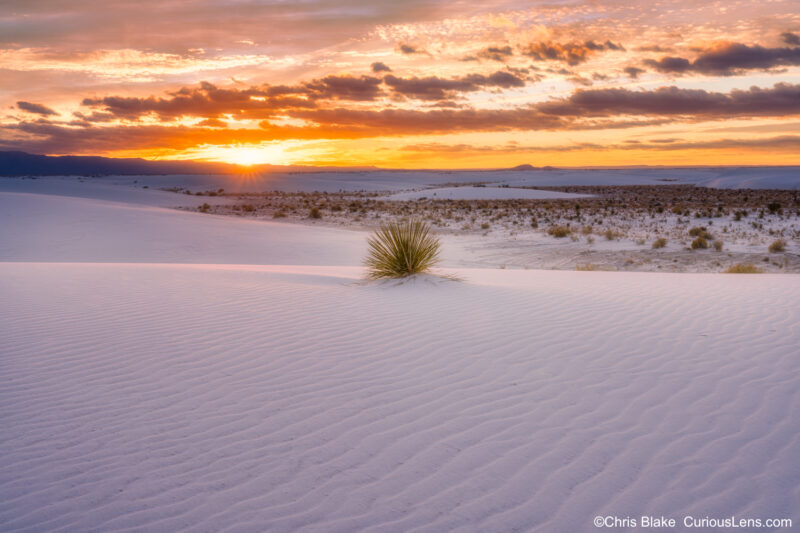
[1,0,800,168]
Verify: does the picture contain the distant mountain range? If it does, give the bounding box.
[505,164,558,171]
[0,151,381,176]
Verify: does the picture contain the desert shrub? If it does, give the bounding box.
[481,222,490,230]
[548,225,571,238]
[199,202,211,213]
[724,263,763,274]
[767,202,781,214]
[272,210,287,218]
[652,237,667,249]
[688,226,712,239]
[713,239,724,251]
[768,239,786,253]
[691,236,708,249]
[603,229,618,240]
[242,204,255,212]
[364,219,441,279]
[309,207,322,219]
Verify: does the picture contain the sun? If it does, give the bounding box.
[227,147,269,166]
[196,143,292,166]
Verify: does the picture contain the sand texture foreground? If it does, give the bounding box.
[2,264,799,532]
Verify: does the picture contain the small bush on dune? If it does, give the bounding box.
[603,229,618,241]
[547,225,571,238]
[691,236,708,249]
[364,220,441,279]
[724,263,763,274]
[309,207,322,219]
[688,226,712,239]
[652,237,667,249]
[768,239,786,253]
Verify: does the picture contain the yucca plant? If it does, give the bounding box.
[364,219,441,279]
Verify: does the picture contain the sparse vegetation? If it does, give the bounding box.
[691,236,709,249]
[768,239,786,253]
[724,263,764,274]
[364,220,441,279]
[178,183,800,273]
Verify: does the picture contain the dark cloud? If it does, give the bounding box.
[521,40,623,65]
[615,135,800,151]
[624,66,645,78]
[401,135,800,154]
[197,118,228,128]
[398,43,426,55]
[284,107,564,135]
[77,69,532,122]
[636,45,671,53]
[371,62,392,73]
[644,43,800,75]
[82,84,282,121]
[6,83,800,155]
[477,45,513,62]
[781,32,800,46]
[16,101,59,116]
[383,71,525,100]
[303,75,383,101]
[535,83,800,118]
[643,56,691,73]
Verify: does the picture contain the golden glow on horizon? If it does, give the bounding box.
[198,144,291,166]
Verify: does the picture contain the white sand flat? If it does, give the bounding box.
[2,264,798,532]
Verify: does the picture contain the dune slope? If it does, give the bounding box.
[2,264,798,532]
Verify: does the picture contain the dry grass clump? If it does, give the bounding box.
[768,239,786,253]
[652,237,667,249]
[724,263,764,274]
[547,225,571,238]
[688,226,713,239]
[576,263,615,271]
[691,236,709,249]
[364,219,441,279]
[603,229,619,241]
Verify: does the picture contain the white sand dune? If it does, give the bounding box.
[0,192,366,265]
[386,186,591,201]
[2,185,799,532]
